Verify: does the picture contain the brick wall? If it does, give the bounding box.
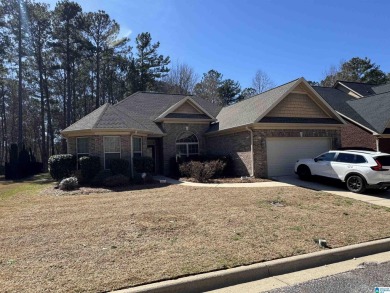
[206,131,252,176]
[160,123,210,175]
[341,122,377,151]
[66,135,146,169]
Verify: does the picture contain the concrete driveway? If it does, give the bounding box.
[273,175,390,208]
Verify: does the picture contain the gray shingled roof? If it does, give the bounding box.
[212,79,299,131]
[115,92,222,120]
[372,83,390,95]
[62,92,221,135]
[347,92,390,133]
[62,103,156,133]
[314,86,390,134]
[337,81,376,96]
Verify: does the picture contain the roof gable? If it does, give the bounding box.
[212,78,344,132]
[154,97,216,122]
[256,78,343,123]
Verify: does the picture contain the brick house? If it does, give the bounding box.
[313,81,390,153]
[61,77,345,178]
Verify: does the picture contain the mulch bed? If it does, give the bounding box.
[180,177,271,183]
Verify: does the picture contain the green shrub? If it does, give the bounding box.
[79,156,101,183]
[179,159,226,182]
[48,154,76,181]
[59,176,79,191]
[103,174,129,187]
[133,156,154,173]
[110,158,129,175]
[0,165,4,175]
[90,170,113,187]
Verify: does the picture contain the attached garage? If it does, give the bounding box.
[266,137,331,177]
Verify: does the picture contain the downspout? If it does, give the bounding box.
[246,126,254,177]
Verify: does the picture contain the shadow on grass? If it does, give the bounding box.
[0,173,55,186]
[309,176,390,198]
[82,182,171,193]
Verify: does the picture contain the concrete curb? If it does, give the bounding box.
[114,238,390,293]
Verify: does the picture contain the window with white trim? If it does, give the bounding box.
[133,136,142,158]
[76,137,89,160]
[176,132,199,157]
[104,136,121,169]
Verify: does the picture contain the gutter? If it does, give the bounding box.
[246,126,254,177]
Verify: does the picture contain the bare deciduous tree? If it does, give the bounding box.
[162,62,198,95]
[252,70,275,94]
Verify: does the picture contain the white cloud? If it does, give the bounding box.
[120,27,132,38]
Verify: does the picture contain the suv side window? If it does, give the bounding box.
[316,152,336,162]
[354,155,367,164]
[335,153,354,163]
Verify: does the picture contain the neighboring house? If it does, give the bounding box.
[314,81,390,153]
[61,77,345,178]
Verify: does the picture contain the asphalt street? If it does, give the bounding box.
[267,261,390,293]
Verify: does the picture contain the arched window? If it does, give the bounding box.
[176,132,199,157]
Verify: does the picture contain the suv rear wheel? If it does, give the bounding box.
[346,174,366,193]
[297,165,311,181]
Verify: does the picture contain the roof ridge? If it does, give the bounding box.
[139,91,191,96]
[114,92,140,107]
[336,80,377,85]
[221,78,300,110]
[91,103,110,129]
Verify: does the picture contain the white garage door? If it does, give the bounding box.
[267,137,331,177]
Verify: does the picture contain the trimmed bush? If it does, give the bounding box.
[59,176,79,191]
[103,174,129,187]
[90,170,113,187]
[79,156,101,183]
[171,155,233,178]
[48,154,76,181]
[133,156,154,173]
[179,159,226,182]
[110,158,129,175]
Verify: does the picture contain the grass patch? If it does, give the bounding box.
[1,185,390,292]
[0,173,53,200]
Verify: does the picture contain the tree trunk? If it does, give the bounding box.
[96,46,100,108]
[37,48,47,170]
[66,20,71,127]
[43,71,54,156]
[17,2,23,149]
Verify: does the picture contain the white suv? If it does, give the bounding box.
[294,150,390,193]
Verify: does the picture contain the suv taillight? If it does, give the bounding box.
[371,159,389,171]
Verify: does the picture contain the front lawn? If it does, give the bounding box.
[1,177,390,292]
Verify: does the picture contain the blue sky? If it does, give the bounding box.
[42,0,390,88]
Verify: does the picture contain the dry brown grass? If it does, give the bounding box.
[1,179,390,292]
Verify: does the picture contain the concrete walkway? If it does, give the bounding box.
[153,176,293,188]
[273,175,390,208]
